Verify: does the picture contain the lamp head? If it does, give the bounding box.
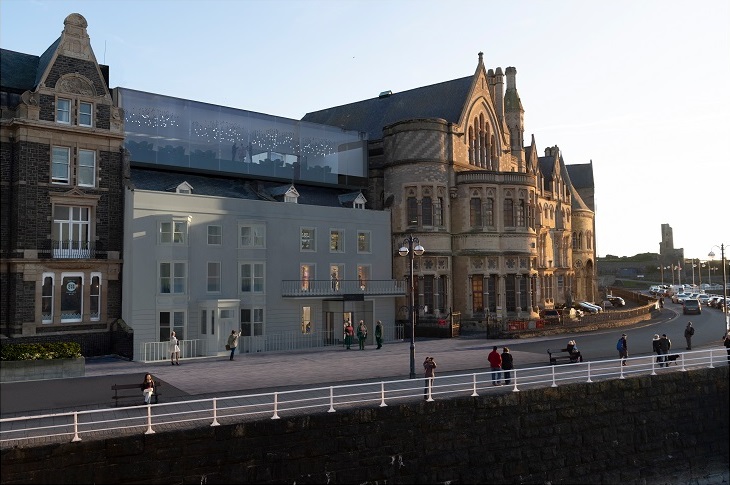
[709,251,715,258]
[414,244,425,256]
[398,246,409,257]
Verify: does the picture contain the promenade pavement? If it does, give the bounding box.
[1,332,554,418]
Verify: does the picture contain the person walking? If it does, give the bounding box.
[227,329,241,361]
[658,333,672,367]
[423,356,437,400]
[723,331,730,363]
[488,346,502,385]
[357,320,368,350]
[344,320,354,350]
[169,331,180,365]
[617,333,628,366]
[375,320,383,349]
[142,373,155,404]
[652,334,661,364]
[501,347,514,385]
[684,322,695,350]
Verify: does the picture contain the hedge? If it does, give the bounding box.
[0,342,82,361]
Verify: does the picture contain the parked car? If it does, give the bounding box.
[540,309,562,324]
[682,299,702,315]
[607,296,626,307]
[577,301,601,314]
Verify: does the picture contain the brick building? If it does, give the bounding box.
[0,14,126,353]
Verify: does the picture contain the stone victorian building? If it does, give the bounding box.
[0,14,126,348]
[304,53,597,323]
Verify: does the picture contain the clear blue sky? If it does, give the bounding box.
[2,0,729,262]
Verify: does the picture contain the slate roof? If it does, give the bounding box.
[0,48,42,93]
[302,76,474,140]
[130,168,353,208]
[538,156,556,182]
[565,162,594,190]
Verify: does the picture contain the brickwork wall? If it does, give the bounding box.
[45,56,107,97]
[1,367,727,484]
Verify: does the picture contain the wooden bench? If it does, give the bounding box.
[547,348,580,365]
[111,381,162,406]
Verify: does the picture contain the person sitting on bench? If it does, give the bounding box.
[565,340,583,362]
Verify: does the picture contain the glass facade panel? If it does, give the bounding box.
[117,88,367,188]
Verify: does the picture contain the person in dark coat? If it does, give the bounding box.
[501,347,514,385]
[488,346,502,385]
[652,334,661,364]
[658,333,672,367]
[423,356,437,400]
[617,334,628,366]
[684,322,694,350]
[375,320,383,349]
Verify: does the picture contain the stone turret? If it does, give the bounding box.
[504,66,524,165]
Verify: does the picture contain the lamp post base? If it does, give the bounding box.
[409,341,416,379]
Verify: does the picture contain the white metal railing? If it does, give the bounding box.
[140,339,208,363]
[1,348,725,446]
[281,279,406,297]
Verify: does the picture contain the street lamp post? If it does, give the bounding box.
[399,235,425,379]
[709,243,729,332]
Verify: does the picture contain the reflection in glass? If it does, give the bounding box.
[117,88,367,187]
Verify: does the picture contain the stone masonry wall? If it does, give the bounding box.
[1,367,727,484]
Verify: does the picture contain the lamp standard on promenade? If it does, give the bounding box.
[399,235,425,379]
[708,243,729,332]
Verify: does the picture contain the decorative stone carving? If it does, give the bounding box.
[21,91,38,106]
[471,257,483,270]
[56,75,96,96]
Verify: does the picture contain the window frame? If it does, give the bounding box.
[90,272,101,321]
[239,223,266,248]
[78,101,93,127]
[60,272,84,323]
[300,227,316,252]
[207,261,221,293]
[239,262,265,293]
[41,273,55,324]
[77,149,96,187]
[207,225,223,245]
[159,261,187,295]
[52,146,71,184]
[329,229,345,253]
[357,231,371,254]
[56,98,71,124]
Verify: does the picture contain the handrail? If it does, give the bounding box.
[1,348,724,446]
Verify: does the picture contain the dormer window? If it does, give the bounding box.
[175,182,193,194]
[285,186,299,203]
[353,193,366,209]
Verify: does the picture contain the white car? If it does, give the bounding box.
[697,294,712,306]
[578,301,602,314]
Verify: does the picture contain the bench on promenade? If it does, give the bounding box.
[547,348,581,365]
[111,381,162,406]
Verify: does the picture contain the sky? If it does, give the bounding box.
[1,0,728,261]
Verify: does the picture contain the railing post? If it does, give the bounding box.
[619,360,625,379]
[551,365,558,387]
[471,373,478,397]
[512,371,519,393]
[708,349,714,369]
[211,398,220,426]
[145,404,155,434]
[680,353,687,372]
[426,377,434,402]
[651,357,657,376]
[379,382,388,407]
[71,412,81,442]
[586,362,593,383]
[328,386,336,412]
[271,392,280,419]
